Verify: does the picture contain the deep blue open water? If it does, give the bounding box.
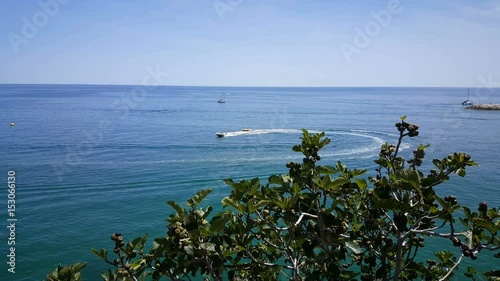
[0,85,499,280]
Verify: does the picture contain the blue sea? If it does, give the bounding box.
[0,84,499,280]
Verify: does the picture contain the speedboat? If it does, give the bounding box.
[216,132,225,138]
[242,128,250,131]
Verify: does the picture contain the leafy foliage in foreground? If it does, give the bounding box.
[46,262,87,281]
[49,118,499,281]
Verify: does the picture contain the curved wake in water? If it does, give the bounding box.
[18,129,410,166]
[221,128,302,137]
[217,128,410,161]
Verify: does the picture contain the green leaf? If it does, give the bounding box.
[211,213,232,232]
[435,196,448,209]
[432,159,444,170]
[354,178,367,189]
[199,226,211,236]
[459,218,470,229]
[275,198,287,209]
[375,199,401,210]
[407,170,421,188]
[292,183,301,194]
[351,168,367,177]
[152,237,168,253]
[435,251,454,263]
[472,217,499,232]
[484,270,500,277]
[223,178,234,185]
[58,265,71,278]
[325,177,350,191]
[190,188,212,207]
[221,197,244,213]
[71,262,87,272]
[285,196,298,209]
[102,269,115,281]
[91,248,107,261]
[131,236,144,248]
[317,165,339,175]
[345,240,361,254]
[462,206,472,219]
[184,245,194,256]
[167,201,185,215]
[200,242,217,252]
[254,200,271,209]
[204,206,213,219]
[341,271,360,280]
[130,259,146,271]
[269,175,282,184]
[247,199,256,213]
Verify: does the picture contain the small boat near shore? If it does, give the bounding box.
[461,89,473,106]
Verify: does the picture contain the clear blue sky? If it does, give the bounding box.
[0,0,499,87]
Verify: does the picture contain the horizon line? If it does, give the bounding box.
[0,83,492,89]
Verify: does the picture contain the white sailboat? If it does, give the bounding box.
[461,89,473,106]
[218,90,227,103]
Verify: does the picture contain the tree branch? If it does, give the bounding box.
[481,244,500,251]
[438,254,463,281]
[273,212,318,231]
[384,211,399,232]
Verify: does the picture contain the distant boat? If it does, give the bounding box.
[242,128,250,131]
[218,90,228,103]
[462,89,473,106]
[10,122,15,127]
[216,132,225,138]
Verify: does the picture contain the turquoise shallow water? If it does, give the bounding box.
[0,85,499,280]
